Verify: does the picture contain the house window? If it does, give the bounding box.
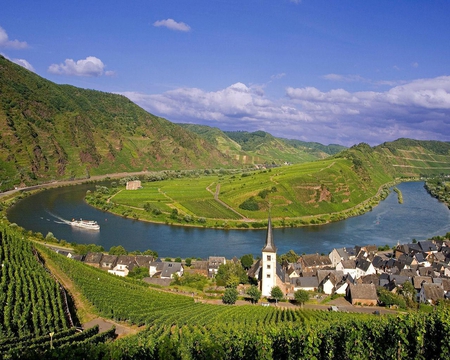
[267,274,271,278]
[267,255,271,261]
[267,265,271,269]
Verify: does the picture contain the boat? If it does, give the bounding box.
[70,218,100,230]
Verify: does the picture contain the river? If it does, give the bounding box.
[7,181,450,258]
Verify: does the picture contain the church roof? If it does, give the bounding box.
[262,216,277,253]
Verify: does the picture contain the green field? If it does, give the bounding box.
[90,156,394,228]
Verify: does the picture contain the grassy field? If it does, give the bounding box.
[91,156,395,228]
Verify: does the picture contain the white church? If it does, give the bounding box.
[250,216,287,297]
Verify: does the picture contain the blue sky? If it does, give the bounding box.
[1,0,450,146]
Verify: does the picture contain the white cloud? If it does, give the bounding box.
[12,58,35,72]
[0,26,28,49]
[121,76,450,146]
[48,56,112,77]
[322,74,366,83]
[153,19,191,32]
[122,82,310,129]
[271,73,286,80]
[411,62,419,68]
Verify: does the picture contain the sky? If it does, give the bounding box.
[1,0,450,147]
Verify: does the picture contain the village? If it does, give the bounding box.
[50,214,450,309]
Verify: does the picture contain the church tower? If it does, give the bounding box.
[261,216,277,297]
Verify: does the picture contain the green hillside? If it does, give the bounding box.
[180,124,335,165]
[91,140,450,228]
[0,56,237,191]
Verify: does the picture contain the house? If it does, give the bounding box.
[419,283,444,304]
[149,259,164,277]
[188,260,209,277]
[418,241,438,254]
[357,274,380,285]
[108,255,137,277]
[298,254,332,272]
[126,180,142,190]
[100,254,118,269]
[413,276,433,291]
[208,256,226,278]
[160,262,184,279]
[329,248,350,267]
[334,274,355,295]
[395,243,422,259]
[83,252,103,268]
[134,255,154,269]
[355,259,376,278]
[346,283,378,306]
[355,245,378,260]
[336,260,358,279]
[318,271,344,295]
[292,277,319,292]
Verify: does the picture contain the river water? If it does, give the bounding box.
[7,182,450,258]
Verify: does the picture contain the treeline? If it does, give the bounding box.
[424,177,450,207]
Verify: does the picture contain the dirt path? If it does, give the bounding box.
[206,182,248,220]
[39,249,141,338]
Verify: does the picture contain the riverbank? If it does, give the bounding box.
[84,179,404,230]
[2,170,412,231]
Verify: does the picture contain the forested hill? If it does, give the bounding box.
[179,124,344,165]
[0,56,236,191]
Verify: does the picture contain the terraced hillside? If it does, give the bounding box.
[180,124,342,165]
[374,139,450,177]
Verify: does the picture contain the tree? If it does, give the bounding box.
[294,290,309,307]
[170,208,178,219]
[215,262,249,287]
[185,258,192,267]
[222,287,238,305]
[175,257,182,263]
[398,281,417,309]
[247,285,262,304]
[143,249,158,258]
[280,250,299,263]
[240,254,254,270]
[109,245,127,255]
[271,286,284,305]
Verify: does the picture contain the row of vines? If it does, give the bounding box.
[0,223,116,358]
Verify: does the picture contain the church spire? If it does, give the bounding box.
[262,215,277,253]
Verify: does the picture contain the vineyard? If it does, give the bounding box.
[38,242,450,359]
[2,225,450,358]
[0,224,115,358]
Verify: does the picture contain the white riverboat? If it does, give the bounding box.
[70,219,100,230]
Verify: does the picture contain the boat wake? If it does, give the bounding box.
[45,211,72,226]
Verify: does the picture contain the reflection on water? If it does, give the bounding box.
[7,182,450,258]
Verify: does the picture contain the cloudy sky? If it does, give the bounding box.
[1,0,450,146]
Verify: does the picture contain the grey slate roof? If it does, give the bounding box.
[422,283,444,302]
[348,283,378,301]
[262,217,276,253]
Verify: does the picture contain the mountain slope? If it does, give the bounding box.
[180,124,339,165]
[0,56,236,191]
